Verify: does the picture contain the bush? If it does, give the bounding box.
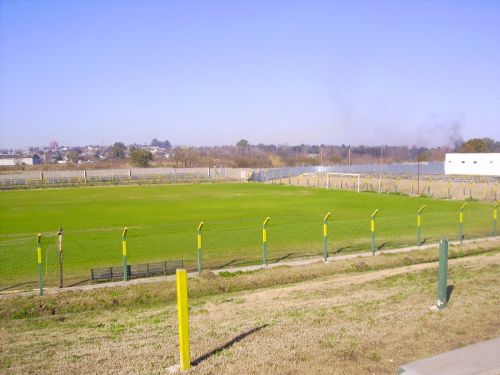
[130,149,153,167]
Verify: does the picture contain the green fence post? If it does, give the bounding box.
[459,203,467,244]
[493,202,498,237]
[417,205,426,246]
[122,227,128,281]
[37,234,43,296]
[323,212,331,262]
[197,221,204,274]
[371,209,379,255]
[437,239,448,309]
[262,217,270,267]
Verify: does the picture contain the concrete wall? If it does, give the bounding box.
[445,153,500,176]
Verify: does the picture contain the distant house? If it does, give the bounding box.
[0,154,43,166]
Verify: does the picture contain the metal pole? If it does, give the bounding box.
[197,222,204,274]
[437,239,448,309]
[323,212,331,262]
[122,227,128,281]
[417,153,420,196]
[262,217,270,267]
[371,209,379,255]
[417,205,426,246]
[459,203,467,244]
[493,202,498,237]
[58,227,63,288]
[37,234,43,296]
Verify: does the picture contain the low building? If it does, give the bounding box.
[0,154,43,166]
[445,153,500,176]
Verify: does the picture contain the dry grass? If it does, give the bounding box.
[1,245,499,374]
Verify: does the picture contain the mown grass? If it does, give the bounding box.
[0,183,496,287]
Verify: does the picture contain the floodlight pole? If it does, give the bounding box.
[371,209,379,255]
[58,227,63,288]
[262,217,270,267]
[417,205,426,246]
[197,221,204,274]
[37,234,43,296]
[323,212,331,262]
[122,227,128,281]
[459,203,467,244]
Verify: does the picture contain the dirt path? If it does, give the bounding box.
[232,251,500,308]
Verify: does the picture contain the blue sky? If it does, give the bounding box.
[1,0,499,149]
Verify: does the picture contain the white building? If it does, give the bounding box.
[0,154,42,166]
[445,153,500,176]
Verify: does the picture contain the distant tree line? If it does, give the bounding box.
[6,137,497,170]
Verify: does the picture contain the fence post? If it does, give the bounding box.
[371,209,379,255]
[176,269,191,371]
[37,234,43,296]
[262,217,270,267]
[58,227,64,288]
[197,221,204,274]
[459,203,467,244]
[323,212,331,262]
[493,202,498,237]
[122,227,128,281]
[437,239,448,309]
[417,205,426,246]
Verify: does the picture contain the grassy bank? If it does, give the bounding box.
[1,244,499,374]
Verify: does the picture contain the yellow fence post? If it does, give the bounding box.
[262,217,270,267]
[37,234,43,296]
[197,221,204,274]
[459,203,467,244]
[176,269,190,371]
[122,227,128,281]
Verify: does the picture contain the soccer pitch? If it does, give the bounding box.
[0,183,494,287]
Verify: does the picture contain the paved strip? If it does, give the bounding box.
[1,236,498,299]
[398,336,500,375]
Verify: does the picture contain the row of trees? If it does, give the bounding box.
[50,137,499,169]
[457,138,500,153]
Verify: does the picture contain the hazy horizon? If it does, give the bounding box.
[1,1,499,149]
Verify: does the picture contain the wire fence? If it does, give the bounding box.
[0,167,248,189]
[270,173,499,202]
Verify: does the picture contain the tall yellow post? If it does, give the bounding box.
[176,269,190,371]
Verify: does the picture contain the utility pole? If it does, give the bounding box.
[378,145,383,192]
[348,145,351,166]
[417,149,420,196]
[320,147,323,173]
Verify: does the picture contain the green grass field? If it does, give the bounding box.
[0,183,495,287]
